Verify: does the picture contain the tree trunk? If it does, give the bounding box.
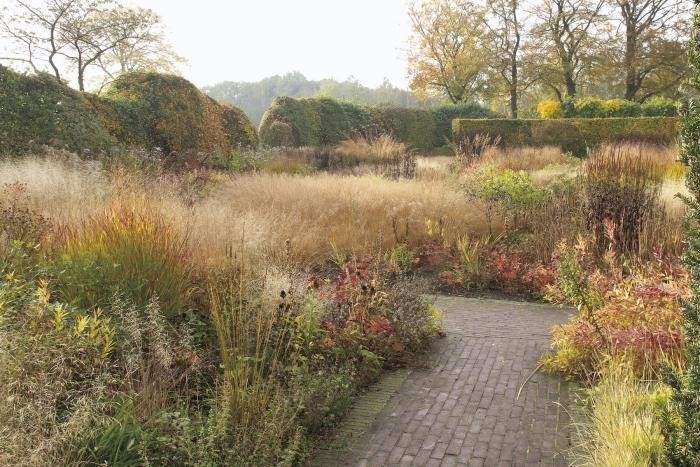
[624,20,639,100]
[564,71,576,97]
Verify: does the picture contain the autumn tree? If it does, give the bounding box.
[608,0,689,100]
[530,0,606,100]
[407,0,489,103]
[0,0,181,91]
[482,0,529,117]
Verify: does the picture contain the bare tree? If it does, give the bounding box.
[531,0,606,100]
[0,0,181,91]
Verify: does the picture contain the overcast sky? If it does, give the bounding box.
[122,0,413,88]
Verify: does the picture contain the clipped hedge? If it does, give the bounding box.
[453,117,678,156]
[0,65,114,155]
[99,73,257,153]
[259,96,499,149]
[0,67,257,157]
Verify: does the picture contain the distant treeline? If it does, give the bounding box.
[203,72,441,126]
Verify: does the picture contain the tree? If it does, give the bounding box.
[483,0,528,117]
[609,0,689,100]
[0,0,181,91]
[407,0,489,103]
[661,3,700,465]
[531,0,606,100]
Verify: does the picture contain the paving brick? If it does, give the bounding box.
[320,296,573,466]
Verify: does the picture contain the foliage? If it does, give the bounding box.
[100,72,257,153]
[407,0,488,103]
[573,364,669,467]
[537,100,564,119]
[52,206,194,319]
[259,95,495,149]
[537,97,674,119]
[642,97,679,118]
[0,65,114,155]
[544,239,688,381]
[462,166,545,234]
[453,117,678,156]
[661,5,700,464]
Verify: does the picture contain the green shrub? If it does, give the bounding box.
[258,96,495,149]
[220,103,258,148]
[453,117,678,156]
[432,103,500,146]
[642,96,678,117]
[575,97,607,118]
[0,67,257,157]
[0,65,114,155]
[537,96,674,119]
[661,5,700,465]
[100,73,257,154]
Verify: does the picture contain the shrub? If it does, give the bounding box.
[575,97,607,118]
[432,103,501,146]
[537,96,673,119]
[259,96,496,149]
[0,65,114,155]
[544,240,688,381]
[261,121,296,147]
[220,103,258,149]
[642,96,678,117]
[661,5,700,464]
[100,73,257,154]
[537,100,563,119]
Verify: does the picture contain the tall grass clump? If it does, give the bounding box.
[53,205,194,318]
[582,144,668,257]
[573,364,669,467]
[336,134,416,178]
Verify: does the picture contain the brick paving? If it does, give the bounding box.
[346,296,573,467]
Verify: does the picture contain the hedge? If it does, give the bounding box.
[99,73,258,153]
[452,117,678,156]
[0,66,257,156]
[258,96,499,149]
[0,65,114,155]
[537,96,678,119]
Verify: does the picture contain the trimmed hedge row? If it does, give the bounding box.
[0,65,113,155]
[537,96,678,119]
[452,117,678,156]
[258,97,498,149]
[0,66,257,156]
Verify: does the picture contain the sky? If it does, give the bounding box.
[123,0,413,88]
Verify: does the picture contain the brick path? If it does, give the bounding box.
[348,296,573,467]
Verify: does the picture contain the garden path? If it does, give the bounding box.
[315,296,574,467]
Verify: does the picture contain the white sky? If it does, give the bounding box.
[123,0,413,88]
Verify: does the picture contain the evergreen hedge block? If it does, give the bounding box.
[0,65,114,155]
[258,96,498,149]
[452,117,679,156]
[0,66,257,156]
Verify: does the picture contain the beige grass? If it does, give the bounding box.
[0,157,490,267]
[481,145,571,172]
[184,173,488,266]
